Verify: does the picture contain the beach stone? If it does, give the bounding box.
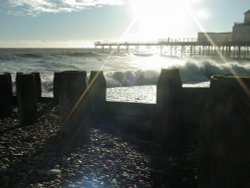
[122,172,129,177]
[112,178,118,184]
[27,184,35,188]
[69,172,76,177]
[63,180,72,184]
[139,179,145,184]
[67,184,76,188]
[106,159,115,166]
[76,181,83,185]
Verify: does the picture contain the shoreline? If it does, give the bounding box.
[0,47,250,61]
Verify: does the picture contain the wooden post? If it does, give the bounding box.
[16,74,37,125]
[239,46,241,59]
[32,72,42,102]
[199,75,250,188]
[89,71,106,121]
[0,73,12,118]
[233,46,235,58]
[15,72,23,97]
[190,45,193,56]
[58,71,91,148]
[155,69,183,152]
[53,72,64,104]
[126,45,129,53]
[244,46,246,58]
[59,71,87,123]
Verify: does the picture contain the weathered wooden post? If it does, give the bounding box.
[0,73,12,118]
[16,74,37,125]
[15,72,23,97]
[32,72,42,102]
[5,72,13,106]
[53,72,64,104]
[199,75,250,188]
[58,71,91,148]
[155,69,183,152]
[89,71,106,121]
[59,71,87,122]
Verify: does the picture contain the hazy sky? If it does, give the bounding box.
[0,0,250,47]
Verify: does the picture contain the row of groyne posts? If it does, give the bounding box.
[0,70,250,187]
[95,41,250,58]
[0,72,42,124]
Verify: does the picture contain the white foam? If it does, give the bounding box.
[0,49,249,97]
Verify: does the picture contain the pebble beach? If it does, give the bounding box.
[0,98,198,188]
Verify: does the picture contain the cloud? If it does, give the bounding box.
[6,0,125,16]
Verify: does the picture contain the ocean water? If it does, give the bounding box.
[0,48,249,102]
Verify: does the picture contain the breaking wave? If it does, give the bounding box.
[0,48,249,96]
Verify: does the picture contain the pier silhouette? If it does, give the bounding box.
[95,39,250,59]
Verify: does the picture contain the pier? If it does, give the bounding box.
[95,40,250,58]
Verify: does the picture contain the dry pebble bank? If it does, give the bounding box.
[106,86,156,104]
[0,105,197,188]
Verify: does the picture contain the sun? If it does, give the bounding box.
[126,0,201,41]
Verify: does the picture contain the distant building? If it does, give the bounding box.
[197,32,232,43]
[197,9,250,43]
[232,10,250,42]
[244,9,250,24]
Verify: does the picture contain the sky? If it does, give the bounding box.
[0,0,250,48]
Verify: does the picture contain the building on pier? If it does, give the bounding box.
[198,9,250,43]
[232,10,250,42]
[197,32,232,43]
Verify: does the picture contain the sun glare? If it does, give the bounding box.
[127,0,202,41]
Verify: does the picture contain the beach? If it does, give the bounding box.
[0,100,197,188]
[2,1,250,187]
[0,48,249,187]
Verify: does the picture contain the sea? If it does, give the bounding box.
[0,48,249,103]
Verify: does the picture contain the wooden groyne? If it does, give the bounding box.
[199,75,250,188]
[0,69,249,187]
[95,40,250,58]
[0,73,12,118]
[0,69,209,135]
